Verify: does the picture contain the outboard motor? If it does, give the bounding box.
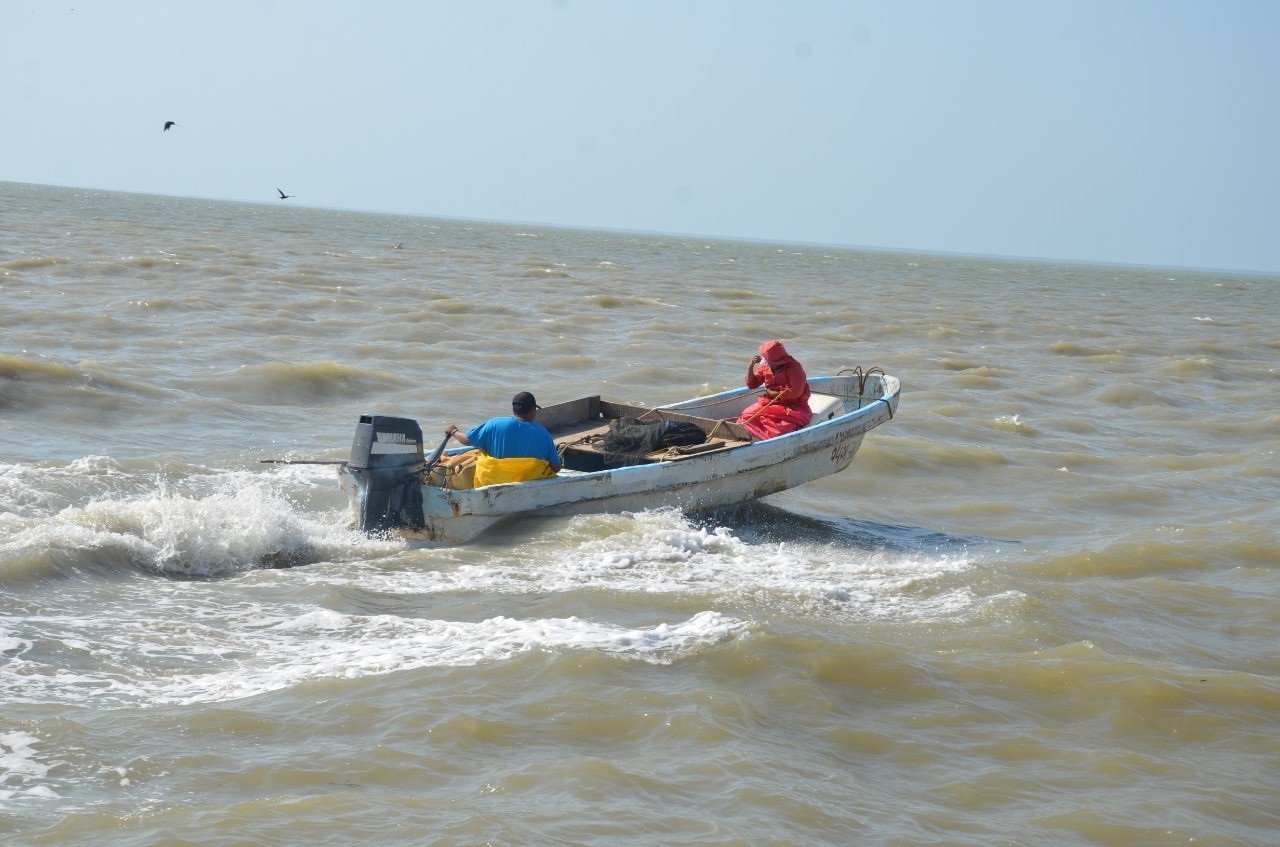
[341,415,426,534]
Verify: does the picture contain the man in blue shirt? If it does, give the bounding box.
[444,391,561,485]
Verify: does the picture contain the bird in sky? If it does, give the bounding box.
[163,121,179,131]
[277,188,294,200]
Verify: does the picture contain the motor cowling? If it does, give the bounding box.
[342,414,426,533]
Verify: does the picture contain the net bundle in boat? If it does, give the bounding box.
[600,418,706,467]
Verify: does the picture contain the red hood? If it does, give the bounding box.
[759,340,793,366]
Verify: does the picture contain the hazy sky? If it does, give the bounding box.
[6,1,1278,272]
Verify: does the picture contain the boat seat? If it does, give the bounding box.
[807,393,844,423]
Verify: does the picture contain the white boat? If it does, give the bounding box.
[338,368,899,544]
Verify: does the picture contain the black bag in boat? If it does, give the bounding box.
[659,420,707,447]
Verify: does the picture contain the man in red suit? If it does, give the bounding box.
[736,340,812,440]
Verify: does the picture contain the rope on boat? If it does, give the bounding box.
[595,366,889,437]
[643,397,738,413]
[639,366,887,415]
[557,433,599,461]
[633,404,739,439]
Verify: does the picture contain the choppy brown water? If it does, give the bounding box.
[2,181,1278,846]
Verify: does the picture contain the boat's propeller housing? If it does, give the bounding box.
[341,414,426,533]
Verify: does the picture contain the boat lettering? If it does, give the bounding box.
[829,429,857,464]
[377,432,409,443]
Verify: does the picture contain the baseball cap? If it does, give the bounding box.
[512,391,540,414]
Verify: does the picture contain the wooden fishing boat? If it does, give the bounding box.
[338,369,899,543]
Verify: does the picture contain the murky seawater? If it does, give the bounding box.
[2,181,1278,846]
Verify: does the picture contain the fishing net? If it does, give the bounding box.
[600,418,707,467]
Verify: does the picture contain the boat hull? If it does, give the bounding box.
[416,432,871,543]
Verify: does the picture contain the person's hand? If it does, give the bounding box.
[750,354,762,367]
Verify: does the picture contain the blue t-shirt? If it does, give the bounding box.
[466,417,560,465]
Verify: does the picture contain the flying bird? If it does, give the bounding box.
[277,188,294,200]
[163,121,179,131]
